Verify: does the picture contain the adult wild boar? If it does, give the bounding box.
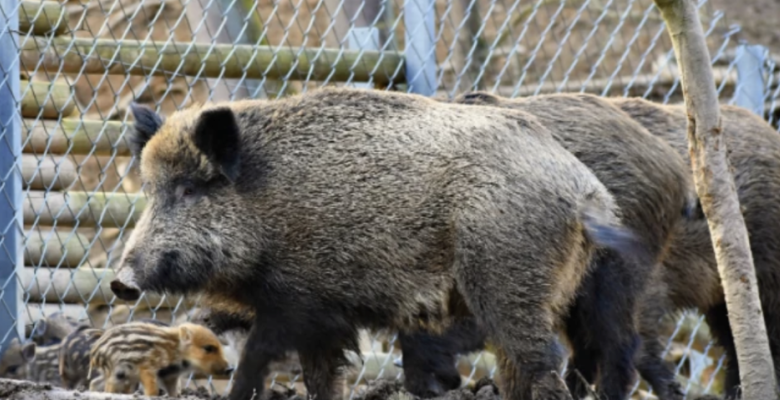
[395,91,696,400]
[609,97,780,399]
[110,87,651,400]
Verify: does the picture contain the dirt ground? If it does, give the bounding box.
[0,377,500,400]
[179,379,502,400]
[0,377,730,400]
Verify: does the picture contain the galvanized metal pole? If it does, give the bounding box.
[734,43,768,117]
[404,0,436,95]
[0,0,22,354]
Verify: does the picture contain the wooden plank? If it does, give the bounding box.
[24,229,89,267]
[21,81,75,119]
[19,267,187,305]
[24,191,147,228]
[20,37,406,85]
[19,1,68,36]
[22,119,129,156]
[21,154,78,190]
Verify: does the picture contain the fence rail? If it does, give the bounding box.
[1,0,779,398]
[21,37,406,85]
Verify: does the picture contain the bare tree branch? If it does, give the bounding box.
[652,1,778,398]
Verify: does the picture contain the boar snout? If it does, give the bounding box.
[110,250,146,301]
[110,280,141,301]
[111,265,142,301]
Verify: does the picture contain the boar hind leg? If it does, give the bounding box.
[298,344,352,400]
[564,251,642,400]
[491,337,570,400]
[399,318,487,398]
[634,292,684,400]
[399,331,463,397]
[453,221,573,400]
[228,320,290,400]
[562,325,598,399]
[705,303,741,400]
[634,336,683,400]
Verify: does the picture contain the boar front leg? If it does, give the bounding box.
[228,320,289,400]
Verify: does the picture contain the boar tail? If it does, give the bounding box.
[579,200,653,268]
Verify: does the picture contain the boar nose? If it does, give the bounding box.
[111,280,141,301]
[112,254,143,301]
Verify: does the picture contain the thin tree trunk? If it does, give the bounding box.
[652,1,778,399]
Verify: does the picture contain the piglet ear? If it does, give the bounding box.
[32,319,47,339]
[21,342,36,361]
[129,103,164,159]
[179,325,194,345]
[192,107,241,182]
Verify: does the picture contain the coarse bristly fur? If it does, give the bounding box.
[0,338,36,381]
[28,312,84,347]
[608,96,780,400]
[110,87,654,400]
[59,325,105,391]
[25,343,63,386]
[89,321,232,396]
[391,91,698,400]
[0,337,63,387]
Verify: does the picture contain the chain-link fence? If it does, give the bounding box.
[0,0,778,398]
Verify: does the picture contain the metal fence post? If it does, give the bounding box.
[0,0,22,354]
[734,43,768,117]
[404,0,436,96]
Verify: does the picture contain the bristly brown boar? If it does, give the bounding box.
[609,96,780,400]
[111,87,654,400]
[395,91,696,400]
[195,91,695,400]
[89,321,231,396]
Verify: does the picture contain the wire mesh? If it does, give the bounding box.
[0,0,778,398]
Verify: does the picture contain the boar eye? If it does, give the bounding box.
[203,345,217,354]
[176,182,199,201]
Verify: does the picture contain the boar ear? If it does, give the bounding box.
[192,107,241,182]
[129,103,164,160]
[21,342,36,360]
[457,91,500,105]
[179,325,194,345]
